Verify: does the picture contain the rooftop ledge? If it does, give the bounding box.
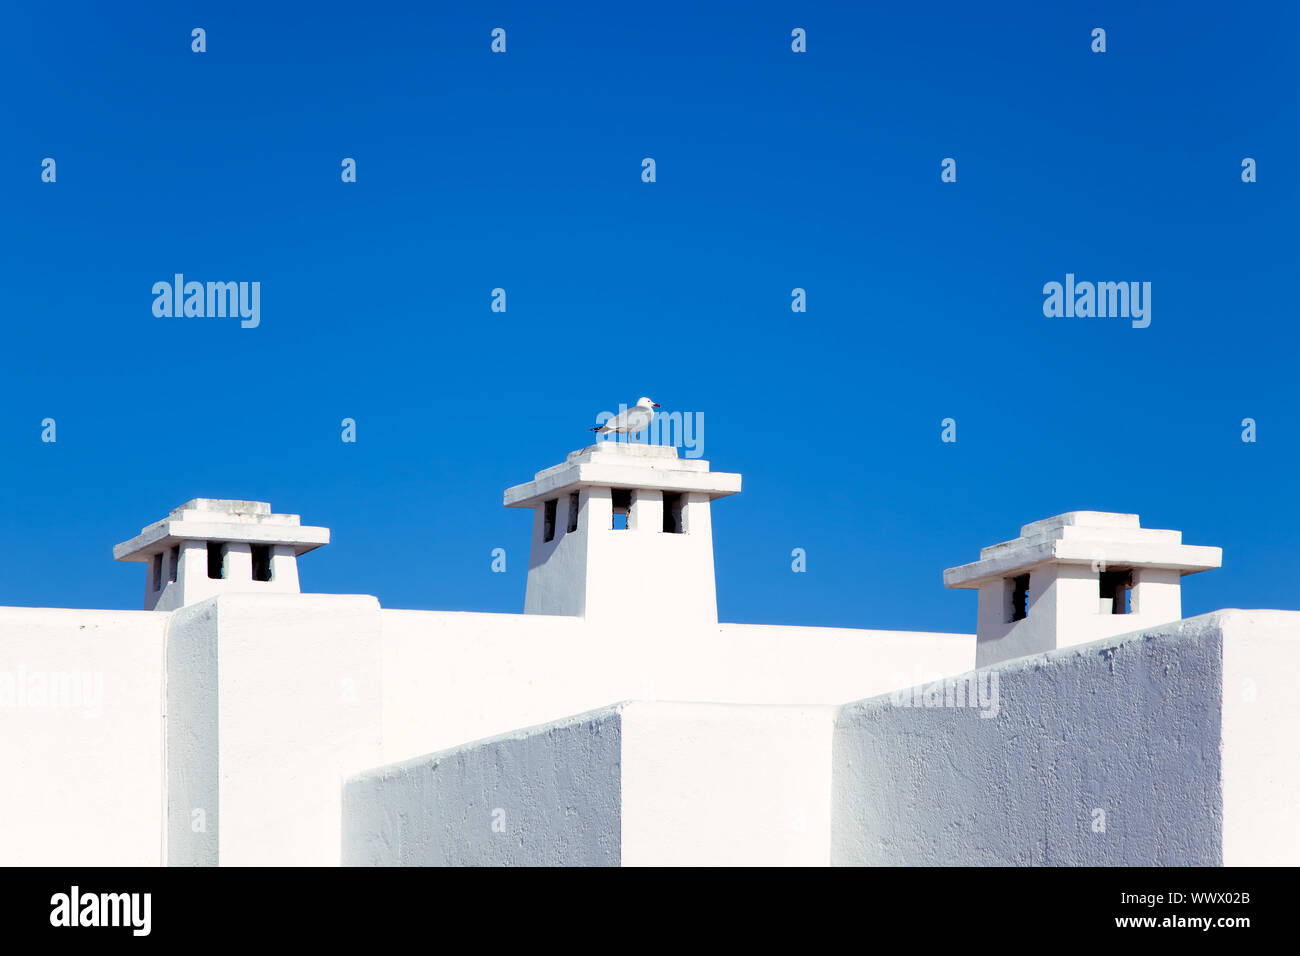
[113,498,330,562]
[504,442,742,509]
[943,511,1222,589]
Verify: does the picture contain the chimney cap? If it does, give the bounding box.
[503,443,741,510]
[113,499,330,563]
[943,511,1221,589]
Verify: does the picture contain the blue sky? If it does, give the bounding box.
[1,2,1296,632]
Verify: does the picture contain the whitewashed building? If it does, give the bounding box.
[1,442,1296,866]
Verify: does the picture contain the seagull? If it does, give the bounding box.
[591,397,661,436]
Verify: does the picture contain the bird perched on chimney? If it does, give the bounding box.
[591,397,660,438]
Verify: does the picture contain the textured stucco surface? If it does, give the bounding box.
[343,706,623,866]
[832,613,1227,865]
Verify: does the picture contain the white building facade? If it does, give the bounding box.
[1,443,1296,866]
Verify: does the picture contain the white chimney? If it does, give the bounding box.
[114,499,330,610]
[504,443,741,622]
[944,511,1221,667]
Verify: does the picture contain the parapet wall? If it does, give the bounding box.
[344,705,625,866]
[0,596,973,865]
[13,597,1291,867]
[379,609,973,761]
[344,701,837,866]
[344,611,1300,866]
[832,614,1230,865]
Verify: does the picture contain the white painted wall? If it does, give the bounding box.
[4,597,1295,867]
[344,700,835,866]
[349,611,1300,867]
[378,608,973,763]
[834,615,1227,865]
[0,595,970,866]
[834,611,1300,866]
[620,702,834,866]
[0,607,167,866]
[1220,610,1300,866]
[165,593,383,866]
[343,706,624,866]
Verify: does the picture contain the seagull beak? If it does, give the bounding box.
[652,403,661,408]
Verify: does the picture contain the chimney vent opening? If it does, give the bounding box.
[566,492,579,533]
[1099,569,1133,614]
[662,492,684,533]
[542,499,557,542]
[251,544,272,582]
[207,542,227,580]
[611,488,631,530]
[1008,574,1030,622]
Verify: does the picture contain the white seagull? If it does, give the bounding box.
[591,397,661,436]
